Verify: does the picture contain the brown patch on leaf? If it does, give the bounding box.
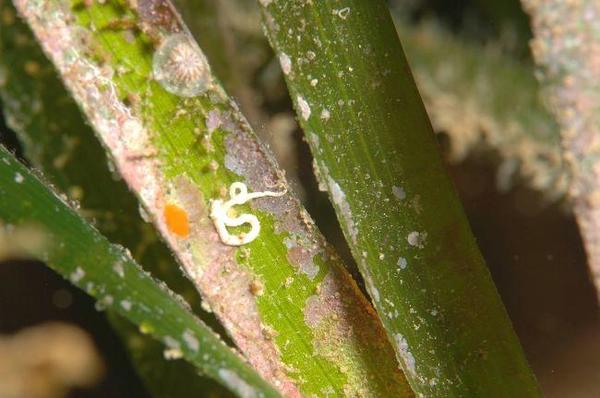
[304,266,412,397]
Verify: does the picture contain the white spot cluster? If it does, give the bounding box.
[320,109,331,121]
[297,96,311,120]
[14,172,24,183]
[153,34,211,97]
[120,300,132,311]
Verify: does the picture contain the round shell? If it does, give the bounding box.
[152,33,211,97]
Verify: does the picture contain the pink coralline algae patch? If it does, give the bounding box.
[222,115,325,279]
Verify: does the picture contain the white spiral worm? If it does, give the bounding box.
[210,182,287,246]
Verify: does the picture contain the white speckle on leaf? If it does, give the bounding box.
[320,109,331,120]
[327,176,358,244]
[69,267,85,283]
[95,295,113,311]
[164,335,180,349]
[394,334,416,376]
[121,119,148,153]
[392,185,406,200]
[397,256,408,270]
[297,96,311,120]
[14,172,24,183]
[310,78,318,86]
[279,52,292,75]
[308,132,320,150]
[313,160,328,192]
[138,204,151,223]
[218,369,257,398]
[163,348,183,360]
[112,261,125,277]
[366,278,380,303]
[120,300,132,311]
[183,329,199,351]
[206,109,223,133]
[407,231,427,248]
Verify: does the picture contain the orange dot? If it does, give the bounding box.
[164,204,190,238]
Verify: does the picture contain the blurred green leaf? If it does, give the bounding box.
[0,145,281,398]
